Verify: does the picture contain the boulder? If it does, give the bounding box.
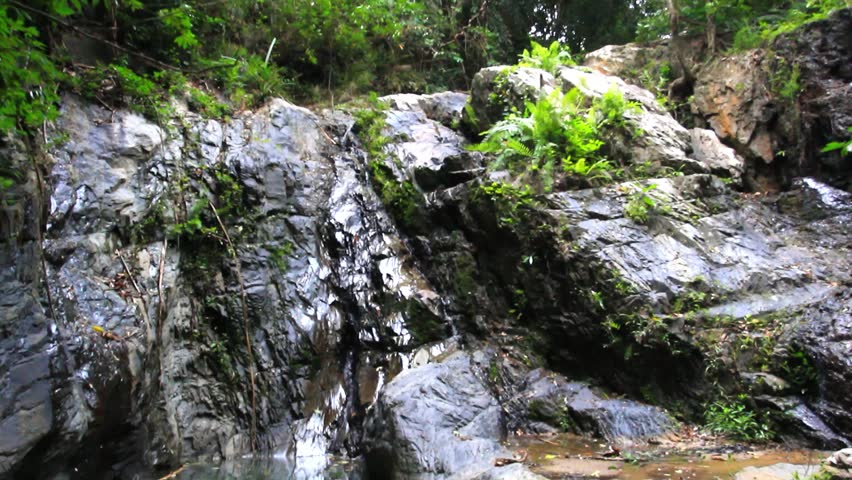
[363,351,541,479]
[466,66,557,133]
[692,8,852,187]
[583,41,669,81]
[521,369,673,441]
[825,448,852,480]
[692,52,778,165]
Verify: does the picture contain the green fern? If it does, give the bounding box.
[519,41,576,74]
[470,87,620,192]
[505,138,533,158]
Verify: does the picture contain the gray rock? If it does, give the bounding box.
[740,373,791,395]
[522,369,673,441]
[364,351,511,478]
[690,128,746,182]
[583,42,670,81]
[383,91,469,127]
[825,448,852,480]
[0,93,457,477]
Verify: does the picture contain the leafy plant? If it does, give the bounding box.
[470,87,624,192]
[353,93,391,161]
[821,127,852,156]
[768,59,801,101]
[518,40,575,74]
[476,181,538,228]
[593,86,641,131]
[0,4,65,134]
[623,183,659,223]
[704,397,774,442]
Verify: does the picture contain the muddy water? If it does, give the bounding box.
[508,433,827,480]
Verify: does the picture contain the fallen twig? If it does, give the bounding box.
[117,250,151,330]
[157,465,186,480]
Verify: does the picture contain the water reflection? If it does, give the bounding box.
[176,456,365,480]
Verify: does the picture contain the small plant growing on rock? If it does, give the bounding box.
[593,86,641,132]
[354,92,426,233]
[623,184,659,223]
[518,40,575,74]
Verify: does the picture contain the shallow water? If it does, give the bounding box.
[509,433,827,480]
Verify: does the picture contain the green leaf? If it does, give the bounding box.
[51,0,75,16]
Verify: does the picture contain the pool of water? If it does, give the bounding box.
[170,455,366,480]
[168,434,827,479]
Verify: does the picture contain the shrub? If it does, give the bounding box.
[704,397,774,441]
[470,87,628,192]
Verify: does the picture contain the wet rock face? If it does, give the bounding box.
[772,7,852,187]
[0,96,455,478]
[417,61,852,446]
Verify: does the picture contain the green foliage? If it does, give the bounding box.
[158,4,200,49]
[704,397,774,442]
[206,53,293,108]
[638,0,848,51]
[780,346,818,394]
[471,87,632,192]
[369,161,423,233]
[518,41,575,74]
[168,200,217,239]
[623,183,659,223]
[0,174,16,191]
[0,5,64,133]
[268,242,294,272]
[820,126,852,156]
[476,181,537,228]
[354,93,424,232]
[186,87,232,118]
[768,58,801,101]
[353,93,391,161]
[594,87,641,131]
[69,63,175,120]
